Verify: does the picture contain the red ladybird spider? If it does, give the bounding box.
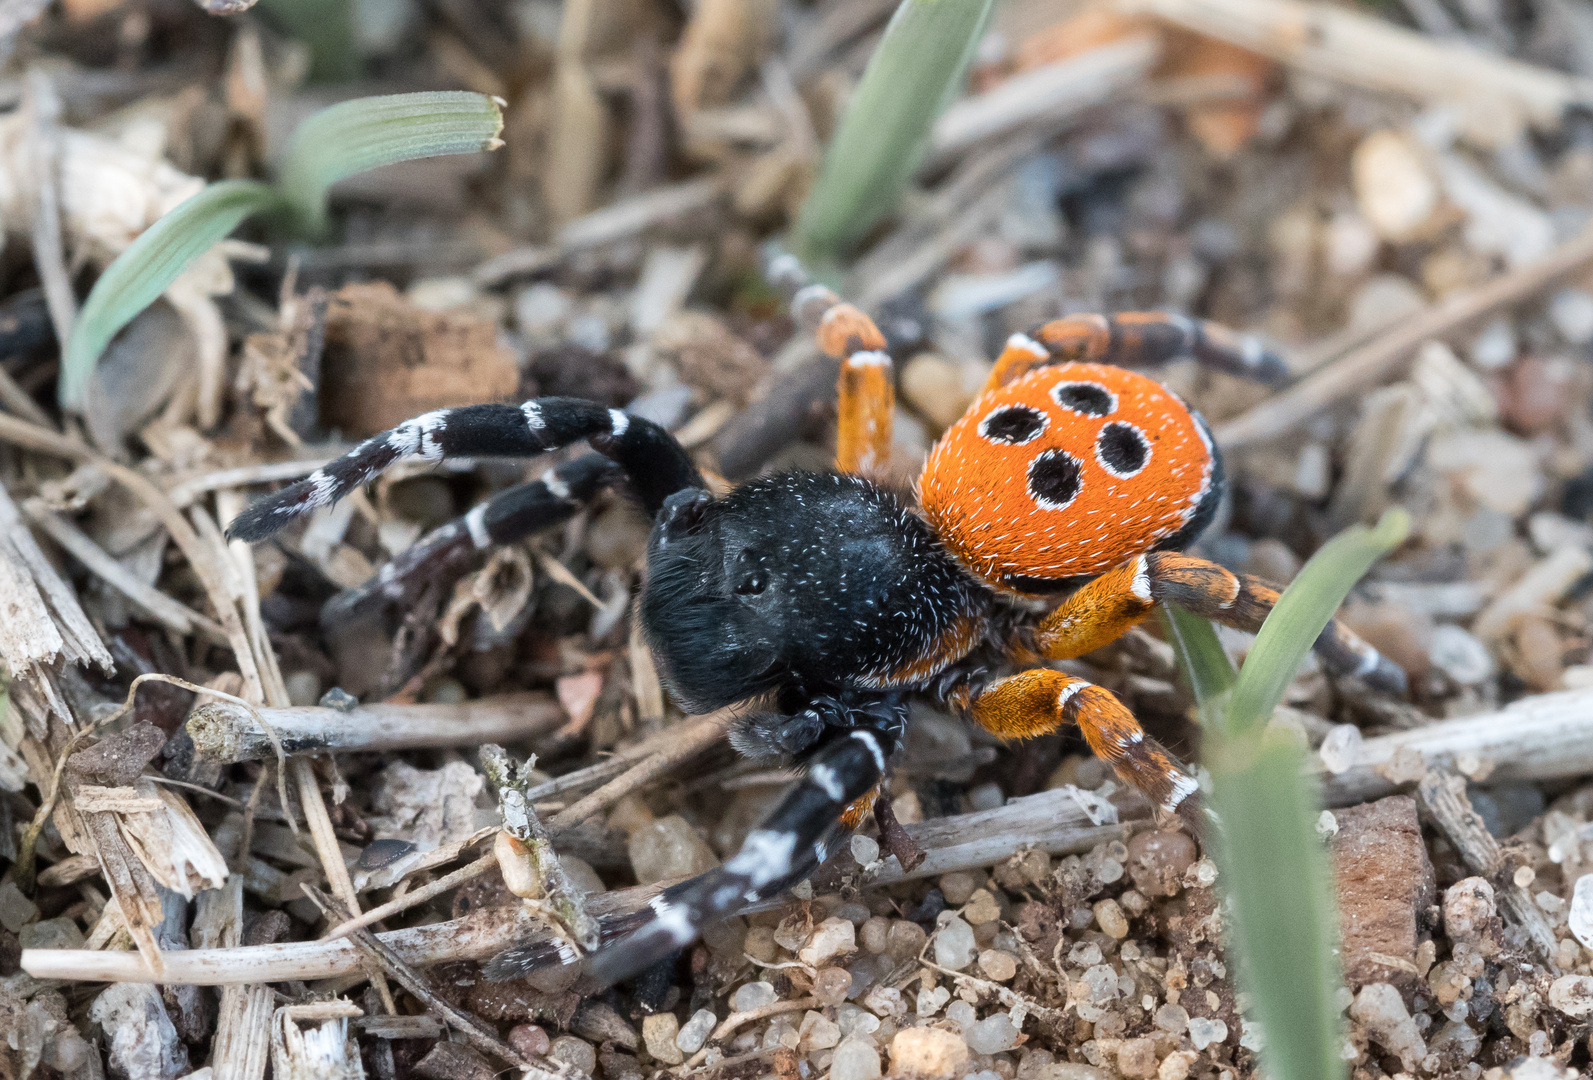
[227,253,1404,985]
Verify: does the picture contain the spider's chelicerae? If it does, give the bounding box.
[229,257,1405,985]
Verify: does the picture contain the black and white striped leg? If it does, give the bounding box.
[320,454,621,627]
[227,397,703,542]
[580,705,904,987]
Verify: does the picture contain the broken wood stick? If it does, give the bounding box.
[1320,687,1593,806]
[1416,768,1561,971]
[186,694,563,764]
[1218,220,1593,448]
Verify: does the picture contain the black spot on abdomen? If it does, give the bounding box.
[1096,421,1150,477]
[1052,381,1116,416]
[979,405,1047,445]
[1028,450,1083,510]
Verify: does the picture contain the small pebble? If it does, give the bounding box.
[1569,874,1593,949]
[978,949,1018,982]
[0,881,38,932]
[837,1004,880,1038]
[628,815,719,883]
[967,781,1005,811]
[890,1027,970,1080]
[1083,964,1120,1004]
[1093,898,1128,938]
[642,1014,684,1065]
[917,986,951,1017]
[886,919,927,960]
[799,1011,842,1052]
[963,888,1001,926]
[862,985,906,1020]
[675,1009,716,1055]
[836,902,872,926]
[1154,1002,1189,1035]
[933,915,977,970]
[285,670,321,706]
[946,1000,977,1033]
[1125,831,1197,897]
[1550,288,1593,344]
[1068,941,1102,968]
[509,1025,551,1059]
[1468,317,1517,370]
[939,872,978,906]
[744,925,777,963]
[1548,975,1593,1017]
[965,1014,1020,1055]
[1317,725,1361,774]
[1187,1016,1228,1051]
[814,967,854,1006]
[799,917,857,966]
[830,1037,882,1080]
[1116,1038,1157,1079]
[550,1036,597,1075]
[850,834,880,866]
[860,916,890,954]
[731,982,778,1012]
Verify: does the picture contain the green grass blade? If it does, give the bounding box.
[1226,508,1410,737]
[60,179,282,410]
[1165,509,1408,1080]
[1158,604,1235,729]
[792,0,994,264]
[1204,727,1343,1080]
[278,91,505,235]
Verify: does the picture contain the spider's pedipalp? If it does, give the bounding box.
[227,397,702,543]
[583,697,905,987]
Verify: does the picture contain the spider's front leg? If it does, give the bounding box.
[579,692,907,987]
[227,397,702,542]
[321,453,620,626]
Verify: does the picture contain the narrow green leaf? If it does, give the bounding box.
[278,91,505,235]
[1158,604,1235,730]
[1165,508,1408,1080]
[1204,728,1343,1080]
[1226,508,1410,736]
[60,180,282,410]
[792,0,994,264]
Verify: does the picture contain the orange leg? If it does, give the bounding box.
[984,312,1287,394]
[803,292,894,477]
[1019,552,1404,694]
[969,668,1199,821]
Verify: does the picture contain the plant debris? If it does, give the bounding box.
[0,2,1591,1080]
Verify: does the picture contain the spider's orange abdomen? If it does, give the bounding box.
[918,362,1216,594]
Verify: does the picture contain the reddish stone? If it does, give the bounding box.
[1330,795,1436,1001]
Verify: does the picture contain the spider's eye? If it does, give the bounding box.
[735,569,769,595]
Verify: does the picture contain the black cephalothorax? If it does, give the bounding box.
[642,473,985,715]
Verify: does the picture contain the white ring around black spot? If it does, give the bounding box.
[1052,380,1117,417]
[1095,421,1152,478]
[1027,449,1084,511]
[977,404,1048,445]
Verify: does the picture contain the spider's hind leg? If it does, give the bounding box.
[1025,552,1407,696]
[986,312,1289,392]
